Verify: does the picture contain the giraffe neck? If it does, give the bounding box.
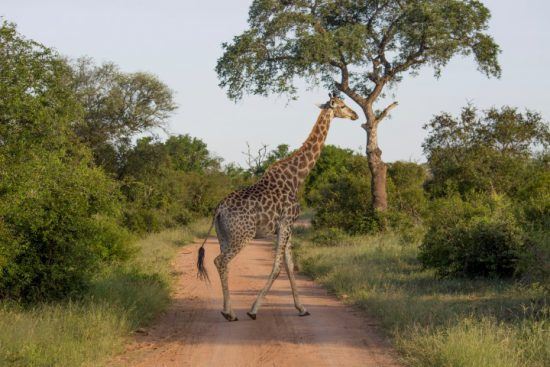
[265,108,334,192]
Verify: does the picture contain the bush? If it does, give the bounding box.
[387,161,428,220]
[308,149,428,235]
[119,136,232,233]
[423,106,549,198]
[419,195,525,278]
[307,148,379,234]
[123,207,164,234]
[311,228,348,246]
[517,232,550,285]
[0,152,132,302]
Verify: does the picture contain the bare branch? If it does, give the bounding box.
[242,142,269,174]
[376,101,399,122]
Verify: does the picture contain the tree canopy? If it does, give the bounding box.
[216,0,501,102]
[217,0,501,211]
[424,106,550,197]
[70,57,177,172]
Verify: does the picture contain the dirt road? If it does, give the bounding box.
[110,236,402,367]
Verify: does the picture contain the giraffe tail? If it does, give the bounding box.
[197,213,217,282]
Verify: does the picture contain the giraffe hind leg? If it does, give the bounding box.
[214,251,238,322]
[214,215,254,322]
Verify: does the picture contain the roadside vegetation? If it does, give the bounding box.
[295,231,548,367]
[0,220,210,367]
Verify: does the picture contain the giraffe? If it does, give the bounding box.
[197,95,359,321]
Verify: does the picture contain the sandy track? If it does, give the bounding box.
[110,236,402,367]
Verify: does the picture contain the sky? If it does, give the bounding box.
[2,0,549,166]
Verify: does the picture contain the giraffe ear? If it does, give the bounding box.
[315,103,324,109]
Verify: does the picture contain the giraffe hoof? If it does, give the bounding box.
[221,311,238,322]
[299,310,311,317]
[246,312,257,320]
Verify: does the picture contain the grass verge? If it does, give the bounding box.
[295,229,549,367]
[0,219,210,367]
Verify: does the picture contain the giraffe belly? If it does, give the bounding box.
[254,213,277,238]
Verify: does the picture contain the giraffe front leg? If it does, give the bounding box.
[284,244,309,316]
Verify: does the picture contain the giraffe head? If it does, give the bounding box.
[318,95,359,120]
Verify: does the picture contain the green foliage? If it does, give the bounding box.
[387,161,428,219]
[305,145,358,203]
[0,222,211,367]
[306,146,427,234]
[0,140,132,303]
[419,195,525,278]
[0,20,81,151]
[70,57,177,173]
[311,227,348,247]
[163,135,221,172]
[307,147,377,233]
[0,21,131,301]
[120,136,229,233]
[422,105,549,280]
[423,105,549,197]
[216,0,500,101]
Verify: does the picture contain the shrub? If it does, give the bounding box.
[0,152,132,302]
[311,228,348,246]
[123,207,164,234]
[517,232,550,285]
[119,136,232,233]
[419,195,525,278]
[0,22,132,302]
[307,149,379,234]
[423,106,549,198]
[307,147,428,235]
[387,161,428,221]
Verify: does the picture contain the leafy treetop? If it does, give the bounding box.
[216,0,501,108]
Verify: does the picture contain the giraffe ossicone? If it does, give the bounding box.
[197,96,359,321]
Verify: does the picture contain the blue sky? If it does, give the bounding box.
[3,0,549,165]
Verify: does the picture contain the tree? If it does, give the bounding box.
[0,21,130,301]
[70,57,177,173]
[423,105,549,197]
[119,135,229,232]
[216,0,501,211]
[164,135,221,172]
[0,20,81,151]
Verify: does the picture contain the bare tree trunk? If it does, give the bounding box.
[362,106,388,212]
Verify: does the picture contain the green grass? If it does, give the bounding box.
[0,219,210,367]
[295,230,549,367]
